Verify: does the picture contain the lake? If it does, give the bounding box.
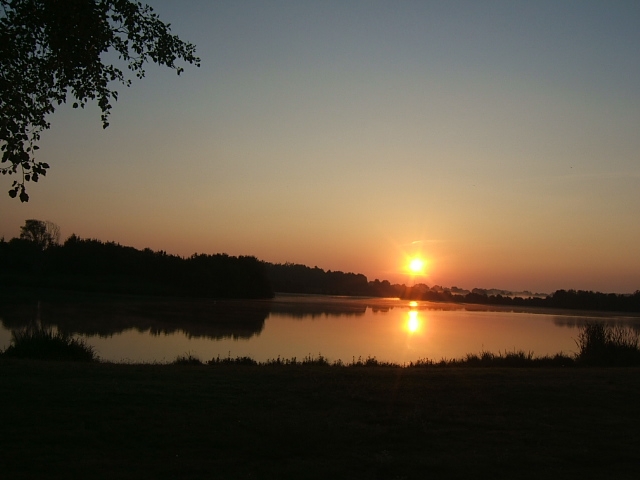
[1,294,639,364]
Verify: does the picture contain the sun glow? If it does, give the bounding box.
[397,240,433,280]
[408,257,426,275]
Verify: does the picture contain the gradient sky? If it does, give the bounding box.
[2,0,639,293]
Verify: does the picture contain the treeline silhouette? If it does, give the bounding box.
[3,220,639,312]
[264,263,640,313]
[401,285,640,313]
[1,234,273,299]
[266,262,376,296]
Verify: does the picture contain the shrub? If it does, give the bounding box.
[2,324,96,362]
[575,322,640,366]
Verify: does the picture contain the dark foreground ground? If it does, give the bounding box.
[1,361,639,480]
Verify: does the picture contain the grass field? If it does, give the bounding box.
[1,360,639,479]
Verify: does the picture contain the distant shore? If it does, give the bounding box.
[3,233,639,311]
[4,286,640,317]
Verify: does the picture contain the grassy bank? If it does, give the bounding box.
[1,360,639,479]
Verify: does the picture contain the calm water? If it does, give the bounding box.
[1,294,639,364]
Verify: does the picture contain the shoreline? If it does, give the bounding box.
[3,286,640,317]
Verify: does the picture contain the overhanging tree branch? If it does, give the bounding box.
[0,0,200,201]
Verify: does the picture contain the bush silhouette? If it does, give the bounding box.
[2,324,96,362]
[575,323,640,366]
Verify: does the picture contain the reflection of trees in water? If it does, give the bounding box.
[268,296,368,318]
[8,294,638,340]
[267,295,416,317]
[1,296,396,333]
[267,296,481,317]
[552,315,640,333]
[1,298,271,340]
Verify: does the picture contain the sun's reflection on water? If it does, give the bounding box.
[405,300,428,335]
[0,295,606,363]
[407,310,421,333]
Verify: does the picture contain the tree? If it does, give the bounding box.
[1,0,200,201]
[19,218,60,249]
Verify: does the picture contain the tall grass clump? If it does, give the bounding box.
[575,322,640,366]
[261,353,333,366]
[208,353,258,366]
[350,356,397,367]
[2,324,96,362]
[173,352,204,365]
[411,350,575,368]
[302,353,331,366]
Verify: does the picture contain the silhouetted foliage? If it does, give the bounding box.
[265,262,406,298]
[367,278,403,298]
[1,0,200,201]
[0,236,42,273]
[265,262,372,296]
[399,285,640,313]
[1,229,273,299]
[172,352,204,366]
[19,219,60,249]
[575,322,640,366]
[263,263,639,311]
[406,351,576,368]
[208,354,258,366]
[4,220,638,310]
[2,323,96,361]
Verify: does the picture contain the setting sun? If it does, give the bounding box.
[408,257,425,274]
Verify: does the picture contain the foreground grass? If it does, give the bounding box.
[1,360,639,479]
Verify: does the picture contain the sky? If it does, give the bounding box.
[2,0,640,294]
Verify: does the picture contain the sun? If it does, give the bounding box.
[408,257,425,274]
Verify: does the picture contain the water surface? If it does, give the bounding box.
[1,294,638,363]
